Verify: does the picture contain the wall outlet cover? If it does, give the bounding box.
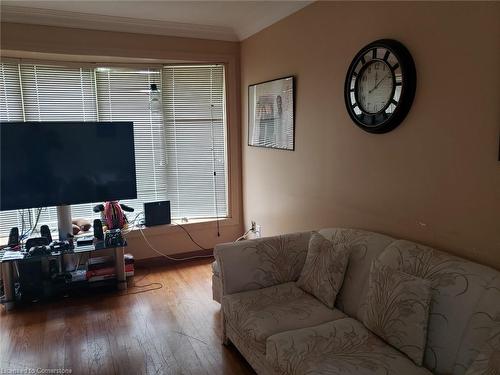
[255,224,262,238]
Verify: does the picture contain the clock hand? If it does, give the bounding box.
[369,73,391,93]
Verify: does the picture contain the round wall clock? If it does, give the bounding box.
[344,39,416,133]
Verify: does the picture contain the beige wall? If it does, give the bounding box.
[1,23,243,259]
[241,2,500,269]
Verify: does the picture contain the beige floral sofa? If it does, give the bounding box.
[213,228,500,375]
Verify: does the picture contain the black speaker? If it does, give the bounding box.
[144,201,171,227]
[40,225,52,242]
[8,227,19,246]
[93,219,104,240]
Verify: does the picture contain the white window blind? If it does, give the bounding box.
[0,63,26,238]
[95,67,168,214]
[20,65,97,122]
[163,65,227,219]
[19,64,99,229]
[0,62,229,240]
[0,62,23,122]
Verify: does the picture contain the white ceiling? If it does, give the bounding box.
[1,1,312,41]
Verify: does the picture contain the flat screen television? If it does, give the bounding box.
[1,122,137,211]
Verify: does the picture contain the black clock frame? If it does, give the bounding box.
[344,39,417,134]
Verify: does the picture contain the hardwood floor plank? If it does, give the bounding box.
[0,259,255,375]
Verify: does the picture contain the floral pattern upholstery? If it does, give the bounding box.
[225,322,279,375]
[377,240,500,374]
[297,232,350,308]
[222,282,346,354]
[266,318,432,375]
[214,228,500,375]
[318,228,395,318]
[462,277,500,375]
[214,232,311,296]
[361,260,432,365]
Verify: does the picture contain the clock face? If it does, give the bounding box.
[357,60,394,114]
[344,39,416,133]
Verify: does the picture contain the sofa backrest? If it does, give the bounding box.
[319,228,500,375]
[216,231,312,295]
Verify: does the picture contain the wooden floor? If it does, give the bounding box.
[0,259,255,375]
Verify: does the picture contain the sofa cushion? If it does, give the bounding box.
[377,240,500,374]
[461,276,500,375]
[361,260,432,366]
[222,282,346,354]
[297,232,350,308]
[266,318,432,375]
[317,228,395,318]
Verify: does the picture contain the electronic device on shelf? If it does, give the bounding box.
[8,227,19,247]
[93,219,104,241]
[144,200,171,226]
[70,269,87,283]
[25,237,50,251]
[27,245,52,257]
[49,240,73,252]
[76,236,94,247]
[40,225,53,242]
[104,229,126,247]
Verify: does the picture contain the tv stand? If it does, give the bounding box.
[57,205,73,240]
[0,242,127,311]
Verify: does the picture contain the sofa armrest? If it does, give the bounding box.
[214,231,311,296]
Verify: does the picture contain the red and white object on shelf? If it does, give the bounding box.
[86,253,134,282]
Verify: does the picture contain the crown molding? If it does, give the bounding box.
[1,5,239,42]
[237,1,311,40]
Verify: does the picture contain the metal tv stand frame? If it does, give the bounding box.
[57,205,74,240]
[0,243,127,311]
[0,205,127,311]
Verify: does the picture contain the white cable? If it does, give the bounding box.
[235,228,253,242]
[123,210,215,261]
[137,225,214,261]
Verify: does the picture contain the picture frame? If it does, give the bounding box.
[248,76,295,151]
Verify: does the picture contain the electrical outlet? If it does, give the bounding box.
[254,224,262,238]
[250,220,262,238]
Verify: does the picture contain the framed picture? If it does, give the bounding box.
[248,76,295,151]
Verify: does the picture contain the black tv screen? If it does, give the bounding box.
[1,122,137,211]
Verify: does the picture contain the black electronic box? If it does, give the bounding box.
[144,201,171,227]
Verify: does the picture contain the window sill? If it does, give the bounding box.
[124,216,238,239]
[0,217,239,247]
